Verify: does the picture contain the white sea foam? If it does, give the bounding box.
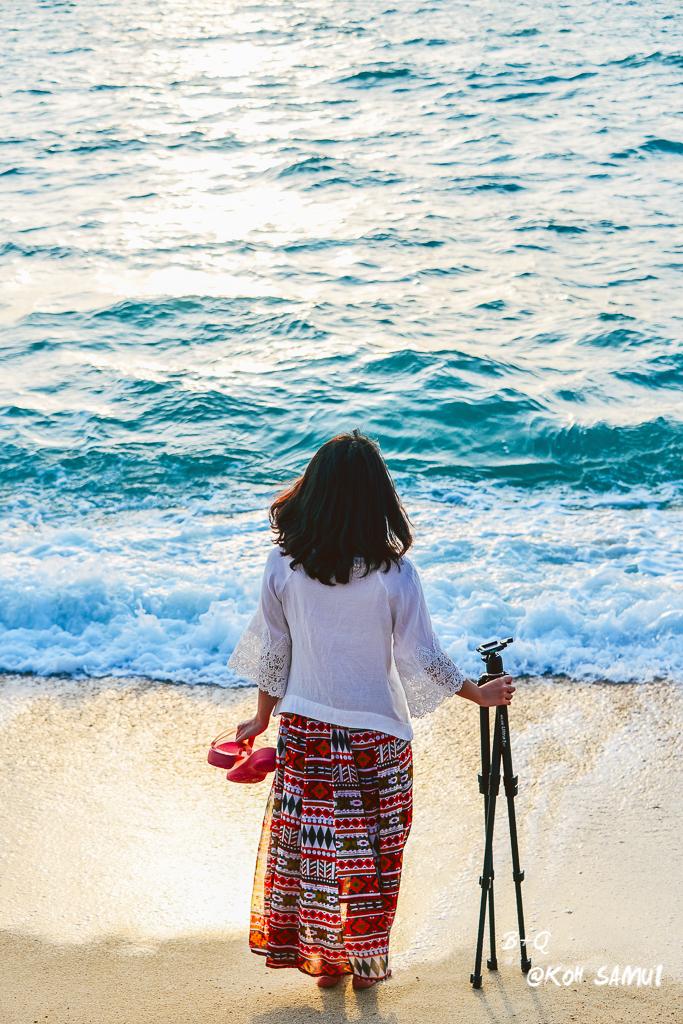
[1,483,682,685]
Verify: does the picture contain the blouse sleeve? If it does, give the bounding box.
[392,561,466,718]
[227,551,292,697]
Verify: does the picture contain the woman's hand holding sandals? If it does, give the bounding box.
[235,690,280,743]
[235,715,269,743]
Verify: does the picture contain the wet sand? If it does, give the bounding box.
[1,672,681,1023]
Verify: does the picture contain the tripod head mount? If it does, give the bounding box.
[476,637,514,679]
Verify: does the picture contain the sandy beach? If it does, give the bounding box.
[1,672,681,1024]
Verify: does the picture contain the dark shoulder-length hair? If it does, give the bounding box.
[269,429,412,586]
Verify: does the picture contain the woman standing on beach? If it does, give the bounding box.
[228,430,514,989]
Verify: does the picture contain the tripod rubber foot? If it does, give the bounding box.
[521,960,532,973]
[470,974,482,989]
[487,958,498,971]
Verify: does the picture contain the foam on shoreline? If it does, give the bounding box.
[2,484,683,685]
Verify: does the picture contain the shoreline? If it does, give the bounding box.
[3,930,679,1024]
[1,672,682,1022]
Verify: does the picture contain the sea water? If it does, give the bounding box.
[2,0,683,686]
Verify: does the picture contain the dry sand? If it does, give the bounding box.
[1,672,681,1024]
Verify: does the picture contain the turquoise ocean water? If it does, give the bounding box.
[1,0,683,684]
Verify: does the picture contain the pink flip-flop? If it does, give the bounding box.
[207,729,276,784]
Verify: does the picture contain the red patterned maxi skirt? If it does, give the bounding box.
[249,713,413,980]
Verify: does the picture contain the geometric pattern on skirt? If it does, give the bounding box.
[250,713,413,979]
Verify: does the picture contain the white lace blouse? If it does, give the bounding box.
[228,547,466,741]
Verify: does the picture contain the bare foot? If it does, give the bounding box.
[316,976,342,988]
[352,969,392,989]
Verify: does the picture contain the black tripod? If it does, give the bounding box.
[470,637,531,988]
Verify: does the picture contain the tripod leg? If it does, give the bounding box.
[471,855,489,987]
[471,710,502,988]
[477,704,498,970]
[479,705,491,813]
[486,708,503,971]
[499,705,532,974]
[487,875,498,971]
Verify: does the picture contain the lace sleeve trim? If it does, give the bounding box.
[397,630,466,718]
[228,617,291,698]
